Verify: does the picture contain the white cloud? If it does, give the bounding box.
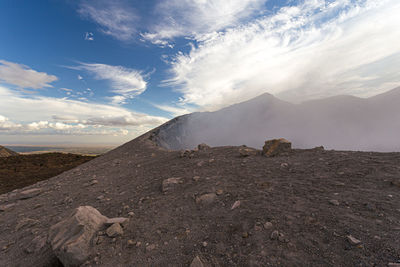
[60,88,73,92]
[0,115,21,131]
[73,63,147,104]
[165,0,400,110]
[153,104,193,117]
[77,75,83,80]
[0,86,168,137]
[78,0,138,41]
[0,60,57,89]
[85,32,94,41]
[142,0,267,44]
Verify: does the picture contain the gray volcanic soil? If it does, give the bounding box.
[0,123,400,266]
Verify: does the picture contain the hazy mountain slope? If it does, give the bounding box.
[155,87,400,152]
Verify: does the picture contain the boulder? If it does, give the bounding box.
[262,138,292,157]
[48,206,108,267]
[197,143,210,151]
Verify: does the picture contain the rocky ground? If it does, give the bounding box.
[0,128,399,266]
[0,153,96,194]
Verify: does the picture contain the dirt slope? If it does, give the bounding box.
[0,128,399,266]
[0,153,96,194]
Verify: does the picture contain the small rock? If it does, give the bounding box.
[127,240,136,246]
[198,143,210,150]
[146,244,156,251]
[264,222,273,229]
[0,203,15,212]
[390,180,400,188]
[254,223,263,231]
[106,223,124,237]
[347,235,362,245]
[270,230,280,240]
[197,161,205,167]
[202,241,208,247]
[96,195,105,201]
[161,177,183,193]
[312,146,325,151]
[329,199,340,206]
[216,189,223,195]
[242,232,249,238]
[208,159,215,163]
[190,256,205,267]
[192,176,200,181]
[239,147,257,157]
[90,180,98,186]
[105,217,129,228]
[180,150,192,158]
[18,188,42,200]
[280,162,289,168]
[196,193,217,205]
[231,200,241,210]
[128,212,135,217]
[262,138,292,157]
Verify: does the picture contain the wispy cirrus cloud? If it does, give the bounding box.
[0,60,57,89]
[164,0,400,110]
[78,0,138,41]
[71,63,148,105]
[142,0,268,45]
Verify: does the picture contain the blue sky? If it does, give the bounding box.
[0,0,399,144]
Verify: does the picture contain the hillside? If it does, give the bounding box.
[0,126,399,266]
[154,87,400,152]
[0,153,96,195]
[0,146,18,157]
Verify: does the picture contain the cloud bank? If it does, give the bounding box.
[0,60,57,89]
[0,86,167,138]
[165,0,400,110]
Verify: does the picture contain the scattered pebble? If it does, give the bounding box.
[347,235,362,245]
[106,223,123,237]
[329,199,340,206]
[196,193,217,205]
[231,200,241,210]
[264,222,273,229]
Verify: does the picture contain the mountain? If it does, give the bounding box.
[155,87,400,152]
[0,146,18,157]
[1,88,400,266]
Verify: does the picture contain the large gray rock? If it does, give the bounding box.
[48,206,108,267]
[262,138,292,157]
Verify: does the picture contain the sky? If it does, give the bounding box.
[0,0,399,145]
